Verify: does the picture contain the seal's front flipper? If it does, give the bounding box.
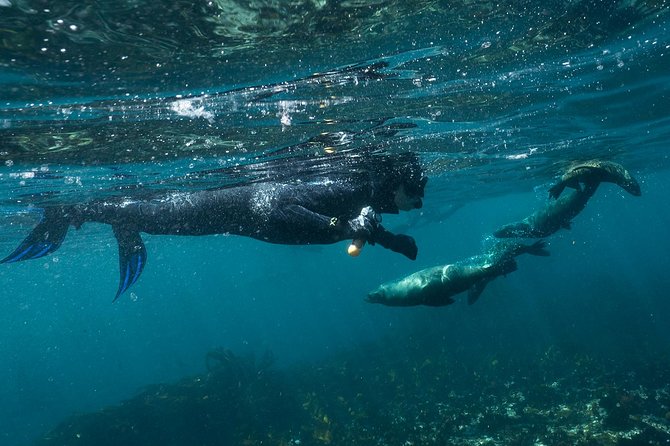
[549,178,582,200]
[1,208,70,263]
[548,183,566,200]
[467,278,492,305]
[112,225,147,301]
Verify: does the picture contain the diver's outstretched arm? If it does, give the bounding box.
[334,206,417,260]
[276,204,417,259]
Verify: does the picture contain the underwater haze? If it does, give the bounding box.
[1,1,670,445]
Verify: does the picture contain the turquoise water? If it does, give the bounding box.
[1,1,670,444]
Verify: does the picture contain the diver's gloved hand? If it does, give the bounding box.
[374,228,418,260]
[347,206,382,243]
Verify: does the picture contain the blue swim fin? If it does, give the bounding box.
[112,225,147,301]
[1,208,70,263]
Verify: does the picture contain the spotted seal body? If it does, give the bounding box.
[549,160,641,199]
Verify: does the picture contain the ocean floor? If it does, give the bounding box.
[36,337,670,446]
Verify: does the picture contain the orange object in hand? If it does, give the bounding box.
[348,239,365,257]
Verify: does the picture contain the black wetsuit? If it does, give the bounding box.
[80,179,394,244]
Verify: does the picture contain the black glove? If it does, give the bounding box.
[346,206,381,244]
[374,228,418,260]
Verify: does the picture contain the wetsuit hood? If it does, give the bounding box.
[366,152,427,213]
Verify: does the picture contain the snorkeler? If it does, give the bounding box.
[2,152,427,300]
[367,239,549,307]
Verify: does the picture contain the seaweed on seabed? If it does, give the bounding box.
[36,348,303,446]
[204,348,302,436]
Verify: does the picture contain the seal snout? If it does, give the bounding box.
[625,181,642,196]
[366,290,384,304]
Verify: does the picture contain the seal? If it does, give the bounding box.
[548,160,641,199]
[2,152,427,300]
[366,239,549,307]
[494,181,599,238]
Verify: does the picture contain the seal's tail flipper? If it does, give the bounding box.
[1,207,71,263]
[524,239,551,257]
[112,225,147,301]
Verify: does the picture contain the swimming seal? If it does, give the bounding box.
[2,153,427,300]
[548,160,641,199]
[367,239,549,307]
[494,181,599,238]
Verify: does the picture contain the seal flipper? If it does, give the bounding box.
[525,239,550,257]
[468,257,519,305]
[549,178,582,199]
[1,207,70,263]
[467,278,492,305]
[548,183,566,200]
[112,225,147,301]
